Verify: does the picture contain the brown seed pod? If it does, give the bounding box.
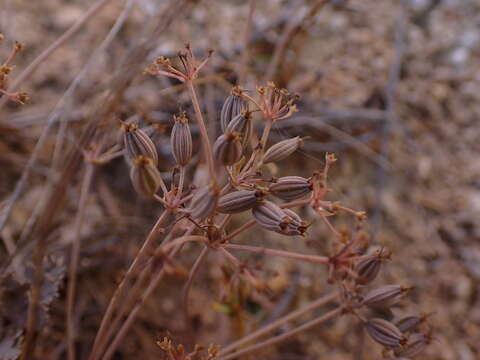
[269,176,312,201]
[394,333,428,358]
[362,285,410,309]
[129,156,163,197]
[252,200,287,233]
[188,184,220,220]
[364,318,406,348]
[281,208,308,236]
[355,257,382,285]
[395,315,424,333]
[217,190,264,214]
[220,87,247,132]
[262,136,303,164]
[213,132,243,166]
[225,111,252,148]
[171,113,192,166]
[122,122,158,165]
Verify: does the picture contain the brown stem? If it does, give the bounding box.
[182,245,209,321]
[66,162,95,360]
[223,244,329,264]
[218,307,343,360]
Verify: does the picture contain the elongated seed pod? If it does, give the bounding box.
[226,112,252,149]
[221,87,247,132]
[217,190,264,214]
[395,315,423,333]
[364,318,406,348]
[171,113,192,166]
[129,156,163,197]
[269,176,312,201]
[252,201,287,233]
[355,257,382,285]
[188,184,220,220]
[362,285,410,309]
[262,136,304,164]
[123,122,158,165]
[213,132,243,166]
[394,333,428,358]
[282,208,308,236]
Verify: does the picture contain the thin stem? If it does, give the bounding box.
[182,245,209,320]
[238,0,255,85]
[90,210,171,359]
[66,162,95,360]
[219,291,338,355]
[223,244,329,265]
[176,166,186,201]
[223,219,255,242]
[186,81,216,183]
[218,307,343,360]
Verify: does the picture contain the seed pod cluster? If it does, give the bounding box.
[213,132,243,166]
[362,285,410,309]
[217,190,265,214]
[122,122,158,165]
[129,156,164,197]
[269,176,312,201]
[252,201,307,236]
[364,318,406,348]
[262,136,303,164]
[188,184,220,220]
[171,113,192,166]
[220,87,247,132]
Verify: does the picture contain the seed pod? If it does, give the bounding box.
[355,257,382,285]
[129,156,163,197]
[220,87,247,132]
[362,285,410,309]
[217,190,264,214]
[394,333,428,358]
[262,136,303,164]
[188,184,220,220]
[122,122,158,165]
[171,113,192,166]
[364,318,406,348]
[226,112,252,148]
[269,176,312,201]
[395,315,423,333]
[252,201,287,233]
[282,208,308,236]
[213,132,243,166]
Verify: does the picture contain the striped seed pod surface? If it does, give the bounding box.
[394,333,428,358]
[362,285,410,309]
[269,176,312,201]
[171,113,192,166]
[395,315,424,333]
[262,136,303,164]
[188,184,220,220]
[355,257,382,285]
[217,190,264,214]
[220,87,246,132]
[129,156,163,197]
[364,318,406,348]
[213,132,243,166]
[282,208,308,236]
[252,200,287,233]
[123,122,158,165]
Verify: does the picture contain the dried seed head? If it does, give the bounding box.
[122,122,158,165]
[269,176,312,201]
[364,318,406,348]
[171,113,192,166]
[226,111,252,148]
[188,184,220,220]
[217,190,264,214]
[252,201,305,236]
[262,136,304,164]
[362,285,410,309]
[394,333,429,358]
[220,87,247,132]
[129,156,164,197]
[213,132,243,166]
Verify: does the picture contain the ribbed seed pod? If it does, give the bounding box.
[122,122,158,165]
[217,190,264,214]
[364,318,406,348]
[226,112,252,148]
[188,184,220,220]
[362,285,410,309]
[252,201,287,233]
[262,137,303,164]
[395,315,423,333]
[355,257,382,285]
[394,333,428,358]
[269,176,312,201]
[171,113,192,166]
[282,208,308,236]
[220,87,247,132]
[129,156,163,197]
[213,132,243,166]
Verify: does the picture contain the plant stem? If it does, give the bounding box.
[186,80,216,183]
[66,162,95,360]
[218,291,338,355]
[218,307,343,360]
[182,245,209,321]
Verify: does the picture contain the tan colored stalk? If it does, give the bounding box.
[223,244,329,264]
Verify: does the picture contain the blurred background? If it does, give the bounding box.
[0,0,479,359]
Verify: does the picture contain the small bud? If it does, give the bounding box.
[122,122,158,165]
[262,136,303,164]
[362,285,410,309]
[364,318,406,348]
[217,190,264,214]
[269,176,312,201]
[129,156,164,197]
[188,184,220,220]
[213,132,243,166]
[171,113,192,166]
[394,333,429,358]
[220,87,247,132]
